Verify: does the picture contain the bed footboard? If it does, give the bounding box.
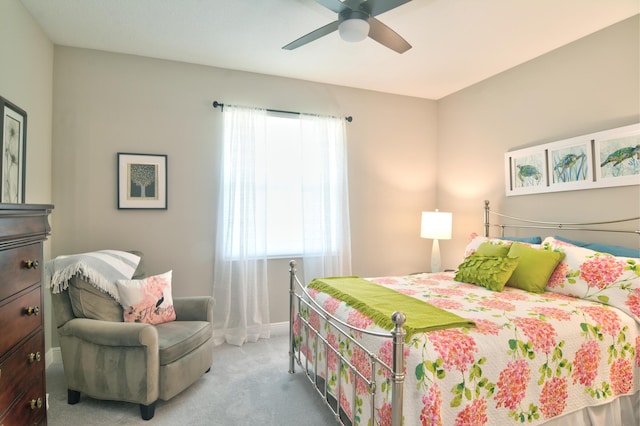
[288,260,406,426]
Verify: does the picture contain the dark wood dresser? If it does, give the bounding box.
[0,204,53,426]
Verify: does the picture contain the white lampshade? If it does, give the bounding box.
[338,18,370,42]
[420,210,453,273]
[420,210,452,240]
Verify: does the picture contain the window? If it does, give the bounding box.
[260,114,305,256]
[218,105,351,281]
[214,105,352,345]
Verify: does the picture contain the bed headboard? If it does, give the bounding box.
[483,199,640,239]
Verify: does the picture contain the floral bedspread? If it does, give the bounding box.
[295,272,640,426]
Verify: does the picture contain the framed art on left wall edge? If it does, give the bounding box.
[117,153,168,209]
[0,96,27,203]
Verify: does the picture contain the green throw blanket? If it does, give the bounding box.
[308,276,475,340]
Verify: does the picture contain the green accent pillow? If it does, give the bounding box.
[506,242,565,293]
[454,255,521,291]
[474,241,511,257]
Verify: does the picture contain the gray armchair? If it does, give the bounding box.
[50,260,214,421]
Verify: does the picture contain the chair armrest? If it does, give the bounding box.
[173,296,214,323]
[59,318,158,348]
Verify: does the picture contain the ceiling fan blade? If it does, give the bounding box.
[314,0,351,13]
[363,0,412,17]
[282,20,340,50]
[368,17,411,53]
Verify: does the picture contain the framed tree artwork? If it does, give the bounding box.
[117,153,167,209]
[0,96,27,203]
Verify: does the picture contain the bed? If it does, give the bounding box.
[288,200,640,426]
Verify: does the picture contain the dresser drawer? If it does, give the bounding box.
[0,244,42,302]
[0,374,46,426]
[0,204,52,426]
[0,288,42,356]
[0,330,45,417]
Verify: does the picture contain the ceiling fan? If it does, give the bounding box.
[283,0,413,53]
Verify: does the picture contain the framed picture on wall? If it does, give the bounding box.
[117,153,168,209]
[547,136,593,191]
[593,123,640,188]
[505,146,548,196]
[0,96,27,203]
[506,123,639,196]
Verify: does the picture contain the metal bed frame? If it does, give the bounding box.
[483,199,640,238]
[288,261,407,426]
[288,199,639,426]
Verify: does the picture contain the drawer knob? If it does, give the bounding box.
[24,259,39,269]
[26,306,40,316]
[30,397,43,410]
[28,352,42,363]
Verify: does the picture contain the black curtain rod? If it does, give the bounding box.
[212,101,352,122]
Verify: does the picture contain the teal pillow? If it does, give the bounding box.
[553,235,640,258]
[506,243,565,293]
[454,255,521,292]
[503,236,543,244]
[474,241,511,257]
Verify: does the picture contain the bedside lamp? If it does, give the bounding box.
[421,210,453,273]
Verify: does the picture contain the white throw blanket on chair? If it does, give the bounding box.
[46,250,140,300]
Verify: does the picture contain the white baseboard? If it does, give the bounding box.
[46,347,62,368]
[270,321,289,337]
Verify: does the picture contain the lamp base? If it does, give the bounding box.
[431,239,441,273]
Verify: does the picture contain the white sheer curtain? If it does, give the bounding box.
[298,113,352,284]
[213,106,270,346]
[212,106,352,346]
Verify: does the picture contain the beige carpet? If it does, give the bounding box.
[46,334,338,425]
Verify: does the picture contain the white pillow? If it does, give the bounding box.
[463,232,541,258]
[543,237,640,323]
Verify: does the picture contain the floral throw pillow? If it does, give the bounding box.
[116,271,176,324]
[543,237,640,322]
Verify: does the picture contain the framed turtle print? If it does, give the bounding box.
[547,136,593,192]
[593,123,640,188]
[506,123,639,196]
[0,96,27,203]
[505,146,548,196]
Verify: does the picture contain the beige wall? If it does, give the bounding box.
[51,47,438,326]
[0,0,54,350]
[437,15,640,270]
[4,0,638,346]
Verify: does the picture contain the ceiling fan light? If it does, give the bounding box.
[338,18,370,42]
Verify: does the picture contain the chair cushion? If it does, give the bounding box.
[65,250,146,322]
[155,321,212,365]
[68,276,124,322]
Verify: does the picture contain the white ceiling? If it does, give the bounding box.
[19,0,640,100]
